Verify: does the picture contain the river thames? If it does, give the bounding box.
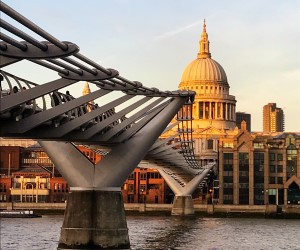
[1,214,300,250]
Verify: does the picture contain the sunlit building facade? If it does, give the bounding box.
[263,103,285,133]
[122,168,171,204]
[0,141,170,204]
[176,20,238,166]
[0,142,102,203]
[218,122,300,206]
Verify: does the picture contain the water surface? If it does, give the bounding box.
[1,214,299,250]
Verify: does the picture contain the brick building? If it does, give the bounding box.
[0,142,173,204]
[218,122,300,206]
[122,168,172,204]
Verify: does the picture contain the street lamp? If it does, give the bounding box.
[141,188,145,204]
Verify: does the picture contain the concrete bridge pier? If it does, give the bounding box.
[171,195,195,215]
[39,96,188,249]
[58,188,129,250]
[159,166,213,216]
[39,141,129,249]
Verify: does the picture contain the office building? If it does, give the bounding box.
[218,122,300,206]
[263,103,285,133]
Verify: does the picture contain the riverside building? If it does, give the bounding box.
[1,21,299,210]
[218,122,300,206]
[0,140,171,204]
[168,20,300,208]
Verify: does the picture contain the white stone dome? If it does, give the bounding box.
[180,57,228,85]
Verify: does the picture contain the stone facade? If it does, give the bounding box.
[177,21,237,165]
[218,127,300,207]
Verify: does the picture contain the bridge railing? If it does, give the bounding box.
[0,1,203,174]
[0,2,197,144]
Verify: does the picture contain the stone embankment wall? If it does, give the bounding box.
[1,202,299,215]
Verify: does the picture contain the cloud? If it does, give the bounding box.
[153,20,202,41]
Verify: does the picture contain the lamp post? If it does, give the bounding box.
[141,188,146,204]
[8,152,11,176]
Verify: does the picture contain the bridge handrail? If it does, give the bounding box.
[0,1,194,99]
[0,2,202,172]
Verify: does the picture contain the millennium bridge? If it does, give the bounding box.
[0,2,214,249]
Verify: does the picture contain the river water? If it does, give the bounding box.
[1,214,300,250]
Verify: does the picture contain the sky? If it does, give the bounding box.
[2,0,300,132]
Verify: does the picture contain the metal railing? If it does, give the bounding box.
[0,1,200,170]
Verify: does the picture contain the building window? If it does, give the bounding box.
[269,177,276,184]
[127,195,134,203]
[128,184,134,193]
[223,153,233,173]
[269,153,276,161]
[128,173,135,180]
[287,144,297,178]
[239,153,249,170]
[140,173,147,180]
[254,142,264,149]
[223,143,233,148]
[199,102,203,119]
[207,140,213,150]
[277,154,283,161]
[148,172,161,179]
[269,165,276,173]
[223,152,233,204]
[239,153,249,204]
[277,177,283,184]
[223,194,233,204]
[140,184,146,193]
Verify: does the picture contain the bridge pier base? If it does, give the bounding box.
[171,195,195,216]
[57,189,130,250]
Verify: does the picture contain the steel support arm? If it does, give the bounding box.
[92,97,188,188]
[182,167,212,195]
[38,141,94,187]
[158,164,214,196]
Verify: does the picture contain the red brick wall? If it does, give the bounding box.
[77,145,103,164]
[0,177,12,202]
[49,177,69,203]
[122,168,167,204]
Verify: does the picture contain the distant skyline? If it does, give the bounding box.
[3,0,300,132]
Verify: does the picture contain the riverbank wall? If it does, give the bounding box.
[1,202,299,217]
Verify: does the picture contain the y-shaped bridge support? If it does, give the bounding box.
[158,165,213,215]
[39,97,187,249]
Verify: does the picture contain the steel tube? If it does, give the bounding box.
[74,53,112,75]
[0,19,48,51]
[0,2,68,50]
[0,32,27,51]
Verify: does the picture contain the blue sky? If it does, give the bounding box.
[2,0,300,132]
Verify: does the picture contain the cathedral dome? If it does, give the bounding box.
[179,20,228,88]
[180,57,228,85]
